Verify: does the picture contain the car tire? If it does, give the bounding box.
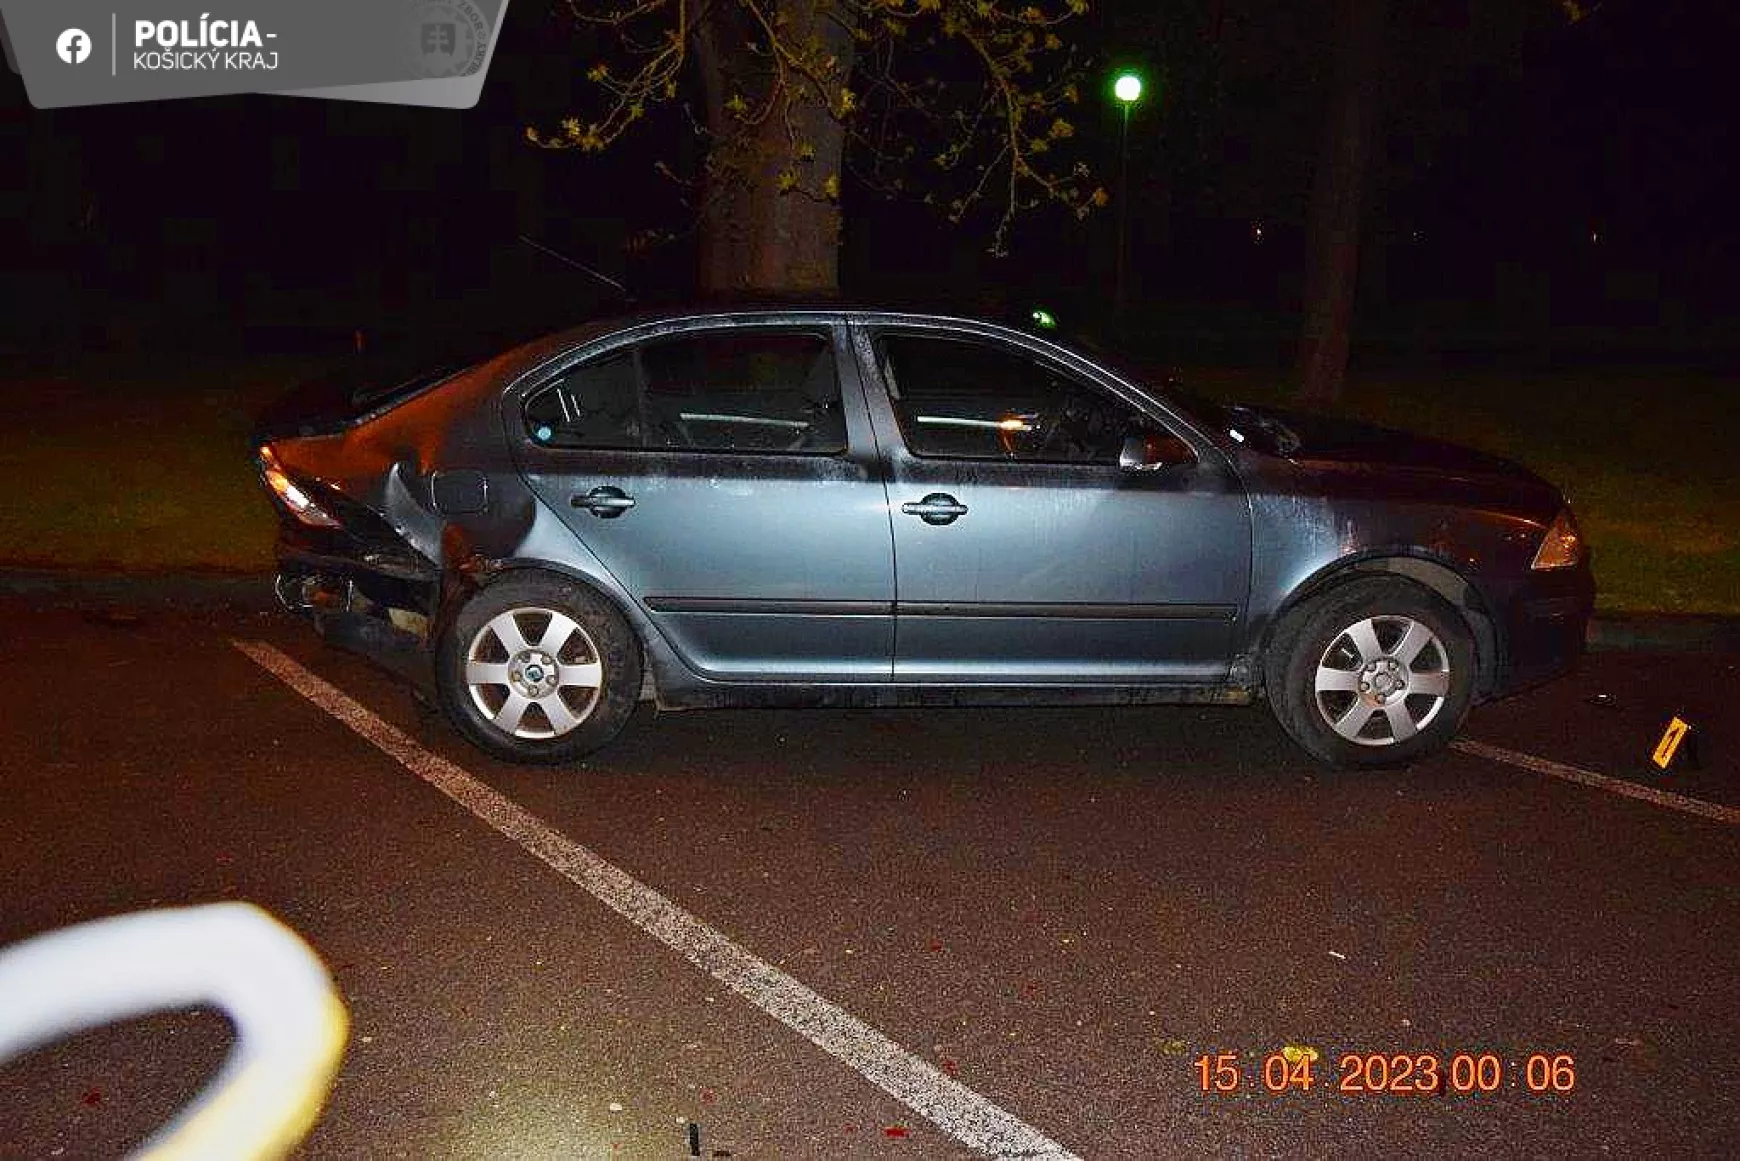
[1265,577,1477,768]
[435,573,641,765]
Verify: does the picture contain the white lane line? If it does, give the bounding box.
[1452,738,1740,826]
[233,641,1079,1161]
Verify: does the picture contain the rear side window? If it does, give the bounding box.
[524,330,847,455]
[641,331,845,453]
[524,353,641,449]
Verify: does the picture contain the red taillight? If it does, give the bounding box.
[258,446,341,528]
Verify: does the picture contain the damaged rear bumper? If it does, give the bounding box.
[275,552,438,694]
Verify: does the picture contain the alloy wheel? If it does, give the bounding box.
[464,606,605,739]
[1311,614,1453,747]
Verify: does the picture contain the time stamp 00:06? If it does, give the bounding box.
[1196,1050,1577,1096]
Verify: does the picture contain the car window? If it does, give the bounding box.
[878,333,1179,466]
[524,352,643,449]
[641,330,846,454]
[524,330,847,455]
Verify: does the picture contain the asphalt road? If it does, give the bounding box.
[1,595,1736,1158]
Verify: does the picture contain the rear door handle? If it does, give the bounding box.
[900,493,969,526]
[573,485,636,518]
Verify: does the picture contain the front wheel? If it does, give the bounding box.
[1265,577,1477,768]
[435,573,641,765]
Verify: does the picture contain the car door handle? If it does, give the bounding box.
[900,493,969,526]
[573,486,636,518]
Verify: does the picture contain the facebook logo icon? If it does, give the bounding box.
[56,28,92,65]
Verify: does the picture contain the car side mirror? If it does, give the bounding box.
[1119,431,1193,472]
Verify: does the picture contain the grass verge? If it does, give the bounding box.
[0,356,316,573]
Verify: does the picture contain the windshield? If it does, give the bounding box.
[1036,326,1304,456]
[1041,329,1231,428]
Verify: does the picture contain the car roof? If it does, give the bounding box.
[487,302,1057,381]
[559,300,1036,333]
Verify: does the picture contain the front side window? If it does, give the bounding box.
[525,329,847,455]
[878,333,1176,465]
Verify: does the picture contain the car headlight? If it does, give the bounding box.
[258,446,341,528]
[1531,507,1584,570]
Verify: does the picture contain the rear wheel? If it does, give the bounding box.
[1266,577,1476,767]
[435,573,641,765]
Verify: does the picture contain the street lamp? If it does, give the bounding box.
[1112,70,1144,325]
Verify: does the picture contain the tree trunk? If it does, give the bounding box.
[692,0,855,296]
[1295,0,1386,407]
[691,5,752,294]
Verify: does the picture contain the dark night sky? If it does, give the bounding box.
[1,0,1734,363]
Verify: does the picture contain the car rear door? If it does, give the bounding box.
[512,319,895,681]
[855,323,1251,683]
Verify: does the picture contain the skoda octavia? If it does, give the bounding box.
[255,308,1592,768]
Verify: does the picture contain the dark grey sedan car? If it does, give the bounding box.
[256,307,1592,768]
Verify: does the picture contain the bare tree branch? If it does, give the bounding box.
[531,0,1100,249]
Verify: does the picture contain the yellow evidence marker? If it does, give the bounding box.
[1651,716,1694,772]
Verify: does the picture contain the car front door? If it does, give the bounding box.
[513,321,894,681]
[858,324,1251,683]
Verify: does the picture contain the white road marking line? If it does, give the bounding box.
[1452,738,1740,826]
[233,640,1079,1161]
